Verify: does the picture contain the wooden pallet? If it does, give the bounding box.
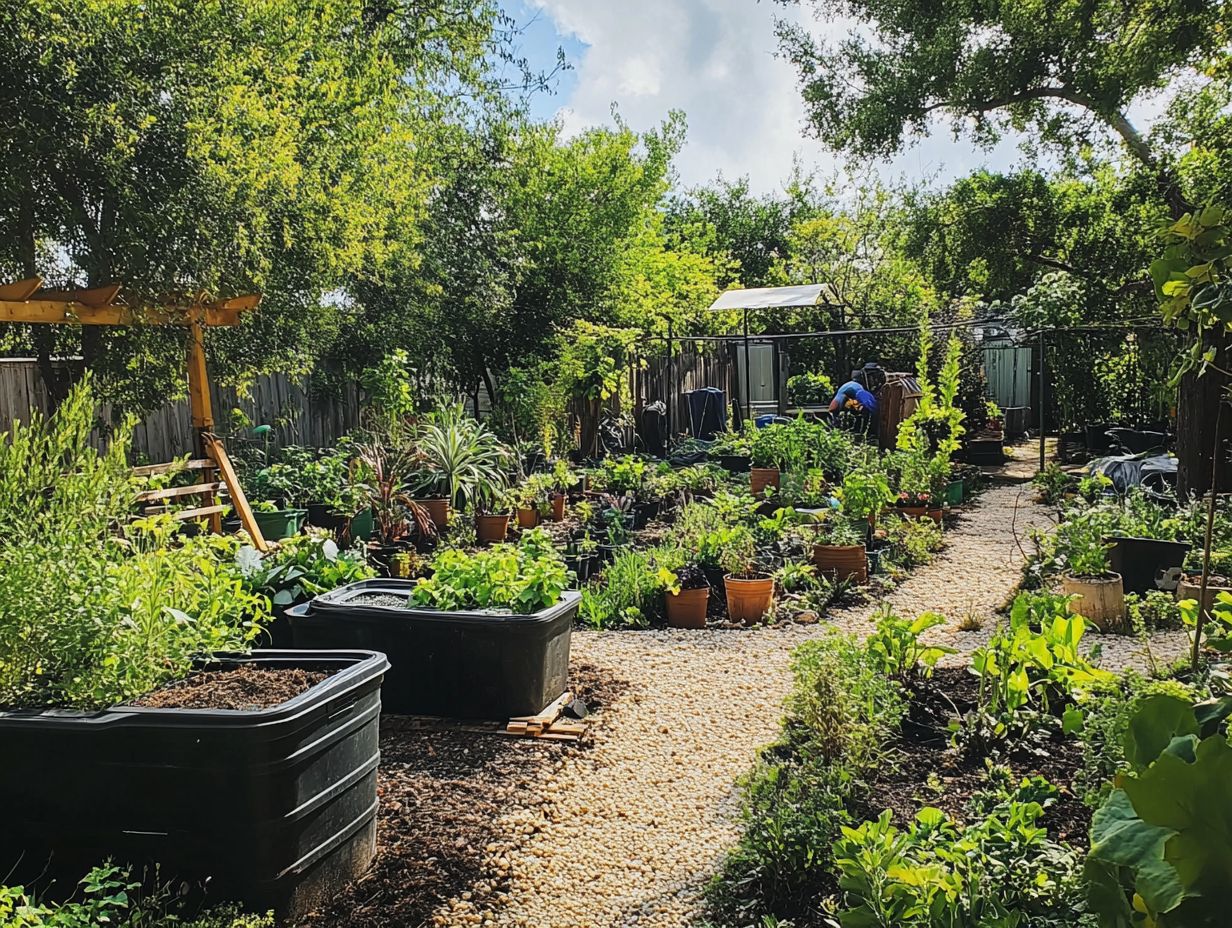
[504,692,586,742]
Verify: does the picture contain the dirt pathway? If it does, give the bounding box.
[436,483,1058,928]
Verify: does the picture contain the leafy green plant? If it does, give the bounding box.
[885,515,944,569]
[959,596,1110,753]
[413,403,511,509]
[840,468,893,523]
[718,524,766,578]
[1085,692,1232,928]
[235,531,375,608]
[1032,462,1074,505]
[865,608,955,680]
[410,528,568,614]
[0,380,269,710]
[787,370,834,405]
[833,783,1081,928]
[812,515,866,547]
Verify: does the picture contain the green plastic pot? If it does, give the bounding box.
[253,508,307,541]
[944,479,964,506]
[348,508,374,541]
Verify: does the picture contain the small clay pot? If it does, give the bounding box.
[549,494,566,522]
[516,506,540,529]
[416,498,450,531]
[665,587,709,629]
[749,467,781,496]
[475,513,510,544]
[724,574,774,625]
[812,543,868,584]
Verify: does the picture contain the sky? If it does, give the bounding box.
[500,0,1035,196]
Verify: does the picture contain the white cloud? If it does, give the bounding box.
[531,0,1178,194]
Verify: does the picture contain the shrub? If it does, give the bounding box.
[0,866,274,928]
[787,371,834,405]
[0,381,267,710]
[832,780,1083,928]
[411,528,568,613]
[884,515,943,568]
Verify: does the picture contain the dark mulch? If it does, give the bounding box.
[130,666,329,710]
[294,660,627,928]
[855,667,1090,844]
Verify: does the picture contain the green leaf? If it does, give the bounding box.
[1122,694,1198,771]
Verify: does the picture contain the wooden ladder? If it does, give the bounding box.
[133,434,268,551]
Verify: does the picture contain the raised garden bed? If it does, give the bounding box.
[288,580,579,718]
[0,649,389,920]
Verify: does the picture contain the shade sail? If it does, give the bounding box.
[706,283,838,311]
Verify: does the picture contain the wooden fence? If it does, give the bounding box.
[0,359,361,462]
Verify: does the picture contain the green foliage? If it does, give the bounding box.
[0,381,267,709]
[1076,673,1200,807]
[865,608,955,680]
[960,595,1110,752]
[885,515,944,569]
[359,350,420,429]
[410,528,567,614]
[1150,204,1232,382]
[0,0,502,409]
[1086,694,1232,927]
[832,782,1082,928]
[840,467,894,523]
[709,632,906,924]
[235,531,374,608]
[1033,463,1075,505]
[787,371,834,405]
[414,403,511,510]
[776,0,1224,167]
[0,866,273,927]
[1125,591,1186,633]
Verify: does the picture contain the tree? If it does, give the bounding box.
[0,0,502,411]
[775,0,1231,494]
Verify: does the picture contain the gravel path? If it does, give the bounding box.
[435,481,1184,928]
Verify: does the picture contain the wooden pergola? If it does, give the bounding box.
[0,276,269,550]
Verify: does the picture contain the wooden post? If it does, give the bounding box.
[186,318,222,533]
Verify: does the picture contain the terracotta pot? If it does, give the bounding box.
[475,513,510,544]
[724,574,774,625]
[897,505,942,523]
[1176,575,1232,621]
[417,497,450,531]
[516,506,540,529]
[1062,573,1126,632]
[812,543,868,584]
[749,467,781,496]
[549,494,566,522]
[665,587,709,629]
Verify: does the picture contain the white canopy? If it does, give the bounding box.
[706,283,838,311]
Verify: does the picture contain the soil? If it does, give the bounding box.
[855,667,1091,846]
[294,661,627,928]
[130,665,329,710]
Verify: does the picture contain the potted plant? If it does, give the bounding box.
[548,459,577,520]
[720,526,774,624]
[598,493,635,560]
[985,399,1004,433]
[288,529,578,718]
[351,438,437,568]
[414,403,511,532]
[709,428,752,473]
[810,516,869,584]
[564,533,600,583]
[245,462,308,540]
[1060,521,1125,631]
[0,388,387,919]
[748,424,785,496]
[660,562,710,629]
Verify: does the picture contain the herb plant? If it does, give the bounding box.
[410,528,568,614]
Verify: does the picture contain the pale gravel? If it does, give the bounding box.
[433,481,1186,928]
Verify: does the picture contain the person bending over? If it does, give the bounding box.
[829,379,879,438]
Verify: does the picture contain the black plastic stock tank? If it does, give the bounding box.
[287,581,578,719]
[0,649,388,920]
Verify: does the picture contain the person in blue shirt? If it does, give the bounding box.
[829,380,878,414]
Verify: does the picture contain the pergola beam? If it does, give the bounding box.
[0,277,259,327]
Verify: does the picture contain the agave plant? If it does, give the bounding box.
[414,403,512,511]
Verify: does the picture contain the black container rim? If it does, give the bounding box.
[1103,535,1192,548]
[0,649,390,727]
[298,580,581,626]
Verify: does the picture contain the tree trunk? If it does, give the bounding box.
[1177,330,1232,499]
